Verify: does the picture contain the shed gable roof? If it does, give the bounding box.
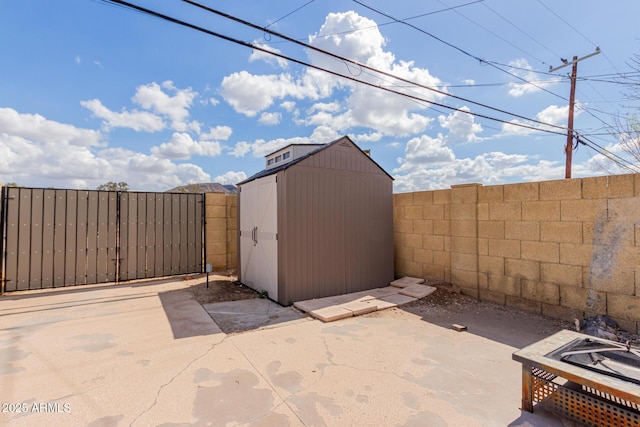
[237,135,393,185]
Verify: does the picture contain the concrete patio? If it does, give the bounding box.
[0,275,567,426]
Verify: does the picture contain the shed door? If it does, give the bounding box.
[240,175,278,301]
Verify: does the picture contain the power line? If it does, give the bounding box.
[262,0,485,45]
[179,0,569,133]
[535,0,621,74]
[352,0,569,102]
[265,0,315,30]
[481,2,561,63]
[99,0,567,137]
[578,134,640,173]
[437,0,547,66]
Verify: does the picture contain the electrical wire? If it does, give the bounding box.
[481,2,561,63]
[265,0,315,30]
[261,0,486,46]
[179,0,569,133]
[437,0,547,66]
[98,0,567,136]
[352,0,569,102]
[578,137,640,173]
[535,0,621,74]
[99,0,640,177]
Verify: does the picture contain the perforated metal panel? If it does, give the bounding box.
[532,367,640,427]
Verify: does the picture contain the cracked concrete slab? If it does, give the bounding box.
[203,298,307,333]
[0,275,567,426]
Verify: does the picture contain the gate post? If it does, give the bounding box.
[0,186,6,294]
[114,190,121,282]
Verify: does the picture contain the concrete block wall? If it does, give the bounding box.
[394,174,640,333]
[204,193,237,271]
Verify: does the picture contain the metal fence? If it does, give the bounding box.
[0,187,204,292]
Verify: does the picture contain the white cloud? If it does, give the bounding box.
[0,107,103,146]
[258,112,282,125]
[463,79,475,85]
[249,42,288,68]
[97,147,210,190]
[308,102,342,114]
[219,71,323,117]
[306,11,445,136]
[81,99,165,132]
[280,101,296,112]
[352,132,383,142]
[391,113,570,192]
[232,129,338,159]
[438,107,483,143]
[247,136,312,158]
[150,132,222,160]
[200,125,232,141]
[500,103,575,137]
[0,108,209,191]
[219,11,445,137]
[507,58,553,97]
[229,141,251,157]
[131,81,200,132]
[536,104,568,125]
[214,171,247,185]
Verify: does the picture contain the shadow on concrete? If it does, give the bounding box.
[202,298,308,334]
[0,274,206,302]
[399,295,571,350]
[157,286,225,339]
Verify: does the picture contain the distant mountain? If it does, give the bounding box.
[166,182,237,194]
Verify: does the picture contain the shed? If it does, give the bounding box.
[237,135,394,305]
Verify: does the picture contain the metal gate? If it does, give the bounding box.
[0,187,204,292]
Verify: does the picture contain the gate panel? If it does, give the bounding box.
[136,193,147,279]
[171,194,180,275]
[86,192,98,284]
[154,194,164,277]
[16,189,32,291]
[53,190,66,287]
[187,194,196,273]
[195,193,203,273]
[145,193,156,279]
[41,190,56,288]
[119,192,130,281]
[96,192,109,282]
[1,188,204,291]
[29,189,43,290]
[73,191,87,286]
[163,194,172,276]
[179,195,188,274]
[66,190,79,286]
[4,188,20,291]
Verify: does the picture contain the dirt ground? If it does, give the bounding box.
[186,274,640,347]
[187,271,259,305]
[382,281,640,348]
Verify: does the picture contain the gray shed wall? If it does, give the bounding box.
[276,139,393,305]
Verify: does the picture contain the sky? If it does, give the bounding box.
[2,0,640,193]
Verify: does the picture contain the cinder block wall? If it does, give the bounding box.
[394,174,640,333]
[204,193,237,271]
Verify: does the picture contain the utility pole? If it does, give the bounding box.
[549,47,601,179]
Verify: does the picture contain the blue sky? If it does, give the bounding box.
[2,0,640,192]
